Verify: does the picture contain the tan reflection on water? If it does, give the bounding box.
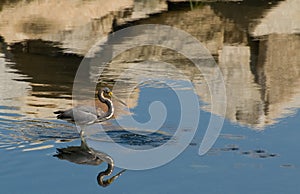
[218,46,264,127]
[101,1,300,129]
[252,0,300,36]
[0,0,168,55]
[0,0,299,130]
[0,0,134,54]
[255,34,300,126]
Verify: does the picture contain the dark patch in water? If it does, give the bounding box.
[242,149,278,159]
[241,151,251,155]
[99,130,172,149]
[254,149,265,154]
[280,164,295,168]
[217,145,278,159]
[220,144,239,151]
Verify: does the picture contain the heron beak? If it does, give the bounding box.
[107,169,127,184]
[111,94,127,106]
[108,92,113,97]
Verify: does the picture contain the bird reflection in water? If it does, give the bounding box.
[54,132,126,187]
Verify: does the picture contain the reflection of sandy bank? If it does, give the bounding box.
[256,34,300,125]
[0,0,169,55]
[134,5,227,55]
[217,46,265,128]
[92,2,299,129]
[253,0,300,36]
[0,0,133,54]
[210,33,300,129]
[1,0,299,130]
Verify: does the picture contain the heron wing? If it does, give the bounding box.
[72,108,98,125]
[76,105,106,119]
[76,106,98,115]
[55,105,99,125]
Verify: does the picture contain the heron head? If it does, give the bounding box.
[102,87,113,97]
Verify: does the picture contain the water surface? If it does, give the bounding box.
[0,0,299,193]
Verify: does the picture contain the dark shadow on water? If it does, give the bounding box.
[7,40,82,99]
[88,129,172,150]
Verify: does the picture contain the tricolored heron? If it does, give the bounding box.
[54,87,126,125]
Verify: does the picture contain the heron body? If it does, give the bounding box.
[54,87,114,125]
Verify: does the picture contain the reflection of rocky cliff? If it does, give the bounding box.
[215,0,300,128]
[255,34,300,125]
[105,1,300,129]
[0,0,299,129]
[0,0,133,54]
[0,0,167,118]
[0,0,168,55]
[132,5,228,55]
[218,46,264,127]
[252,0,299,36]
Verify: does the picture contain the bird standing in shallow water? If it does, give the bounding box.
[54,88,127,186]
[54,87,124,125]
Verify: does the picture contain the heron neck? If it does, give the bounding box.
[97,163,113,187]
[98,92,114,119]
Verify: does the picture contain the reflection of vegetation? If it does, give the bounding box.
[0,0,34,11]
[189,0,204,10]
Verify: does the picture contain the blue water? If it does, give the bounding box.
[0,0,299,193]
[1,83,299,193]
[0,110,299,193]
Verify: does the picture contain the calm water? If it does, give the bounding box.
[0,0,300,193]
